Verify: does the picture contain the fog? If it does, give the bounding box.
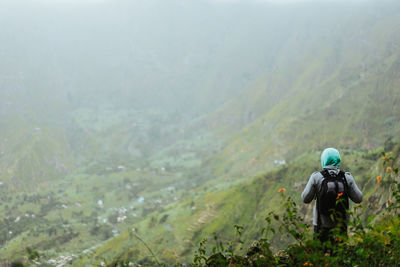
[0,0,399,264]
[1,0,394,116]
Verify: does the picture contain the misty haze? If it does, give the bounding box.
[0,0,400,266]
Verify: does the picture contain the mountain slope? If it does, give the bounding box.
[75,144,397,265]
[1,1,400,265]
[72,6,400,265]
[204,9,400,180]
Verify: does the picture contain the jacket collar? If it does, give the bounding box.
[323,165,339,170]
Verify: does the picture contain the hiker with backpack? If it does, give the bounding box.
[301,148,363,243]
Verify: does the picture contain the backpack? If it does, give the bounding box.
[316,170,349,227]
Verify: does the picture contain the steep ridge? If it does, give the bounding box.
[0,117,74,192]
[204,9,400,180]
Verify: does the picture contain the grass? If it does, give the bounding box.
[71,144,388,265]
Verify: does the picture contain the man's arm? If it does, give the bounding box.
[301,173,317,203]
[345,172,363,203]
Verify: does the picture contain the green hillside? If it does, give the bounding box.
[0,1,400,266]
[72,6,400,265]
[206,10,400,180]
[75,143,399,266]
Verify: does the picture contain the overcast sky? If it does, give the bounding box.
[19,0,377,4]
[0,0,392,9]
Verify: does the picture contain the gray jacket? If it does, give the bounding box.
[301,166,363,227]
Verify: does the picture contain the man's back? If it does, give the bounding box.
[301,166,363,228]
[301,147,363,243]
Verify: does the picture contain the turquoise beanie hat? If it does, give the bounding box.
[321,148,341,168]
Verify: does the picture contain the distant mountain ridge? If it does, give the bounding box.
[201,8,400,180]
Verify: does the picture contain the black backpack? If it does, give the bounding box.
[316,170,349,227]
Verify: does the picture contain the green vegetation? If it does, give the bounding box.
[1,1,400,266]
[189,147,400,267]
[79,144,400,266]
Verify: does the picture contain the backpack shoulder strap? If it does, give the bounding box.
[320,169,330,178]
[316,170,330,227]
[338,170,349,193]
[317,170,329,196]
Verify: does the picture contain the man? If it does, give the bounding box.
[301,148,363,243]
